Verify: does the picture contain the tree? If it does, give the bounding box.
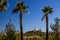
[12,1,28,40]
[50,18,60,40]
[5,20,16,40]
[0,0,8,12]
[41,6,53,40]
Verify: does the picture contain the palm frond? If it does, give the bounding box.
[23,10,28,13]
[48,6,53,13]
[1,6,6,12]
[2,1,7,6]
[17,2,20,7]
[41,12,49,21]
[41,14,46,21]
[12,3,20,13]
[0,0,8,12]
[20,1,24,6]
[12,8,19,13]
[12,1,28,14]
[23,6,27,9]
[42,6,48,13]
[42,6,53,13]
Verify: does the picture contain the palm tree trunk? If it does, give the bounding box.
[20,10,23,40]
[56,30,58,40]
[46,15,48,40]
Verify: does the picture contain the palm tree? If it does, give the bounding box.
[12,1,28,40]
[41,6,53,40]
[0,0,7,12]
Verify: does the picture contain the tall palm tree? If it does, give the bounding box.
[12,1,28,40]
[41,6,53,40]
[0,0,7,12]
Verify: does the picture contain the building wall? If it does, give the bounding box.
[23,36,43,40]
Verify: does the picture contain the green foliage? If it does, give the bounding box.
[12,1,28,13]
[5,20,16,40]
[50,17,60,40]
[41,6,53,21]
[50,18,60,32]
[0,0,8,12]
[42,6,53,14]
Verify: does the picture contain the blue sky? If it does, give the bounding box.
[0,0,60,32]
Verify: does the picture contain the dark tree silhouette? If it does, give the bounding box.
[41,6,53,40]
[12,1,28,40]
[0,0,8,12]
